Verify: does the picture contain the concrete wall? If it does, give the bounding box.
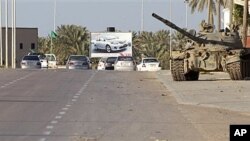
[1,27,38,68]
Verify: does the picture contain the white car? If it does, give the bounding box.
[114,56,135,71]
[136,57,161,71]
[28,52,48,68]
[45,54,57,68]
[97,57,107,70]
[21,55,41,69]
[92,36,128,53]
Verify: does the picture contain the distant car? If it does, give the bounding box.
[136,57,161,71]
[66,55,91,70]
[45,54,57,68]
[21,55,41,69]
[28,52,48,68]
[92,36,128,53]
[105,57,117,70]
[114,56,135,71]
[97,57,107,70]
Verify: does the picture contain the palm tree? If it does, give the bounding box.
[242,0,248,47]
[189,0,216,25]
[133,30,170,69]
[54,25,90,64]
[216,0,226,30]
[38,37,51,54]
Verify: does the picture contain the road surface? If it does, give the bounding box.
[0,69,249,141]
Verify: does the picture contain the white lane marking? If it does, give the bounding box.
[38,72,97,141]
[43,131,51,135]
[39,138,47,141]
[66,104,71,107]
[0,73,33,89]
[51,120,58,124]
[59,111,66,115]
[62,107,68,110]
[55,116,62,119]
[46,126,54,129]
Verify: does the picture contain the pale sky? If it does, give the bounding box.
[0,0,209,37]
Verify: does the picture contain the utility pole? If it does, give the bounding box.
[5,0,8,68]
[169,0,172,70]
[11,0,16,68]
[242,0,248,47]
[51,0,56,54]
[0,0,2,66]
[184,0,189,28]
[14,0,16,68]
[141,0,144,32]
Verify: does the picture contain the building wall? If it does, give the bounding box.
[1,27,38,68]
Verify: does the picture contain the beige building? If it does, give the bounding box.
[1,27,38,68]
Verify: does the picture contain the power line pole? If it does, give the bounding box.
[11,0,16,68]
[5,0,8,68]
[0,0,2,66]
[185,0,189,28]
[141,0,144,32]
[51,0,56,54]
[169,0,172,70]
[14,0,16,68]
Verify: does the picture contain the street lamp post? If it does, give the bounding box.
[11,0,16,68]
[51,0,56,54]
[0,0,2,66]
[141,0,144,32]
[184,0,189,28]
[169,0,172,70]
[5,0,8,68]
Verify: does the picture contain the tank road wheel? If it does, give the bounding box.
[226,61,250,80]
[171,59,199,81]
[171,60,186,81]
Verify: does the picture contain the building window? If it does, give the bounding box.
[31,43,35,50]
[19,43,23,49]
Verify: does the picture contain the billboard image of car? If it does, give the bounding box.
[90,32,132,58]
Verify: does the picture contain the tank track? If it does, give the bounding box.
[227,61,250,80]
[171,60,186,81]
[171,60,199,81]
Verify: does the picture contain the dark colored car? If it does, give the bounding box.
[105,57,117,70]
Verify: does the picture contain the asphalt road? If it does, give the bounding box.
[1,69,250,141]
[0,69,206,141]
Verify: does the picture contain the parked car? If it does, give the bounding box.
[105,57,117,70]
[92,36,128,53]
[45,54,57,68]
[21,55,41,69]
[28,52,48,68]
[66,55,91,70]
[114,56,135,71]
[136,57,161,71]
[97,57,107,70]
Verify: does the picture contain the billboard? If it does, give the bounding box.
[90,32,132,58]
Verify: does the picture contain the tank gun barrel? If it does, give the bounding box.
[152,13,200,42]
[152,13,239,47]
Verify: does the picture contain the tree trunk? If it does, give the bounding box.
[229,0,233,25]
[208,0,212,24]
[242,0,248,47]
[217,0,221,31]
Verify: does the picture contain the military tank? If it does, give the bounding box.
[152,13,250,81]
